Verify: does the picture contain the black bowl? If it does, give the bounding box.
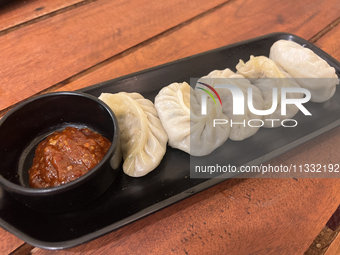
[0,91,119,213]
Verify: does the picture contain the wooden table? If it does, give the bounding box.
[1,0,340,254]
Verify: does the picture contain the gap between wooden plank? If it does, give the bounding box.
[9,242,35,255]
[304,226,340,255]
[0,0,97,37]
[309,16,340,43]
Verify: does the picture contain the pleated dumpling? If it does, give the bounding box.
[194,68,264,141]
[154,82,230,156]
[269,39,338,102]
[99,92,168,177]
[236,55,303,128]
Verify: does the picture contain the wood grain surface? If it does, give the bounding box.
[0,227,24,254]
[0,0,229,112]
[57,0,340,92]
[0,0,85,32]
[1,0,340,254]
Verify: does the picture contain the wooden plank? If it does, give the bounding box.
[0,0,229,112]
[0,227,24,254]
[0,0,85,32]
[57,0,340,92]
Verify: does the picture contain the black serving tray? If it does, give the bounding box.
[1,32,340,250]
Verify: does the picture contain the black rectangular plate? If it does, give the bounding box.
[1,32,340,250]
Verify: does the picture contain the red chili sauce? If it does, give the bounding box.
[29,127,111,188]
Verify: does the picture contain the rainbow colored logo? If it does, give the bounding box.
[196,82,222,106]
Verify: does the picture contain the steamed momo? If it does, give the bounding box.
[99,92,168,177]
[236,55,303,128]
[154,82,230,156]
[269,39,338,102]
[194,68,264,141]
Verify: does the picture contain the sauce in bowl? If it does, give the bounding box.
[29,127,111,188]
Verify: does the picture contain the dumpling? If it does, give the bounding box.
[236,55,303,128]
[99,92,168,177]
[154,82,230,156]
[194,68,264,141]
[269,39,338,102]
